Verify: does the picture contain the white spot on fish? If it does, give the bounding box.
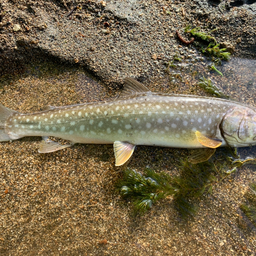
[198,118,202,123]
[116,106,120,111]
[165,127,169,131]
[125,124,132,129]
[104,111,108,115]
[70,121,76,126]
[50,114,53,118]
[78,112,82,117]
[98,121,103,127]
[140,131,146,135]
[112,119,118,124]
[192,127,197,132]
[208,118,212,124]
[15,124,19,128]
[30,125,33,129]
[170,112,174,117]
[146,123,151,129]
[136,118,140,124]
[57,119,61,123]
[171,123,177,128]
[107,128,111,133]
[148,112,152,116]
[183,121,188,126]
[45,126,49,131]
[124,113,129,117]
[45,118,48,122]
[156,105,161,109]
[26,119,30,122]
[80,125,85,131]
[61,127,65,132]
[175,134,180,138]
[187,110,191,114]
[182,130,186,134]
[69,130,74,135]
[158,118,163,124]
[118,129,122,134]
[65,113,69,117]
[52,127,56,131]
[89,120,94,125]
[153,129,158,133]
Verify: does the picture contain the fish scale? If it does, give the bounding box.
[1,78,256,166]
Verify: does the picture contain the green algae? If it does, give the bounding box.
[117,157,238,217]
[197,77,227,98]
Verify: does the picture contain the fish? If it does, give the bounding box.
[1,77,256,166]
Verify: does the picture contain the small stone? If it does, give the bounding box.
[152,54,157,60]
[13,24,21,32]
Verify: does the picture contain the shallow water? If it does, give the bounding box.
[0,57,256,255]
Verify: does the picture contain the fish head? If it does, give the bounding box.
[221,107,256,147]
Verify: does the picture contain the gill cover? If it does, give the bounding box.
[221,107,256,147]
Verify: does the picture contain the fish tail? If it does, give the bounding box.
[0,104,17,141]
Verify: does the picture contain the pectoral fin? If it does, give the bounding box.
[195,131,222,148]
[189,148,216,164]
[113,141,136,166]
[39,137,74,153]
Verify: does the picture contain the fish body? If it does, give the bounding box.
[1,78,256,165]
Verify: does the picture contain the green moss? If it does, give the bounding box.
[198,77,227,98]
[184,26,231,65]
[185,26,217,44]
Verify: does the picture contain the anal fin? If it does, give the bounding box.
[195,131,222,148]
[189,148,216,164]
[38,137,74,153]
[113,141,136,166]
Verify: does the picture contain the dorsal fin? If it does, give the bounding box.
[120,78,151,97]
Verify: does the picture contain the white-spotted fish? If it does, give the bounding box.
[1,78,256,166]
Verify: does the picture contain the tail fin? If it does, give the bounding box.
[0,104,17,141]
